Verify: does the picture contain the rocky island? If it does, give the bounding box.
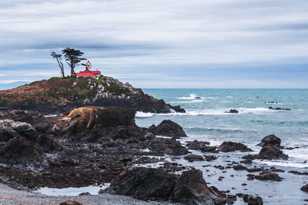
[0,76,185,114]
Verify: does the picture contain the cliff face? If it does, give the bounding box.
[0,76,185,114]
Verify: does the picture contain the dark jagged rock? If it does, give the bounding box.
[106,167,178,201]
[107,167,227,205]
[186,140,210,151]
[148,120,187,138]
[218,141,252,152]
[225,109,239,114]
[254,171,283,182]
[171,169,227,205]
[0,76,184,114]
[245,135,288,160]
[257,134,281,147]
[201,146,218,153]
[204,155,217,161]
[184,154,204,162]
[148,137,189,156]
[257,145,288,160]
[242,194,263,205]
[268,106,291,111]
[301,184,308,193]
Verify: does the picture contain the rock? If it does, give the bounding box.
[0,136,42,164]
[225,109,239,114]
[242,194,263,205]
[201,146,218,153]
[186,140,210,151]
[301,184,308,193]
[268,106,291,111]
[255,171,283,181]
[257,134,281,147]
[107,167,227,204]
[257,145,288,160]
[184,154,204,162]
[218,141,252,152]
[204,155,217,161]
[161,162,186,173]
[148,120,187,138]
[79,192,91,196]
[148,137,189,156]
[106,167,178,201]
[171,169,227,205]
[59,201,83,205]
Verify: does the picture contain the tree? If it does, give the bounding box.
[51,51,65,78]
[62,48,85,76]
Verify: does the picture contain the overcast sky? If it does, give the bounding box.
[0,0,308,88]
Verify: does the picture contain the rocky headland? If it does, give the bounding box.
[0,76,185,114]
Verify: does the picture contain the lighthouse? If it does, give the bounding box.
[75,60,101,78]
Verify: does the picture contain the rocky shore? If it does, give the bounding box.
[0,78,307,205]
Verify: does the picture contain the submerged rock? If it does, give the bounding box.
[59,201,83,205]
[148,120,187,138]
[255,171,283,182]
[268,106,291,111]
[225,109,239,114]
[184,154,204,162]
[218,141,252,152]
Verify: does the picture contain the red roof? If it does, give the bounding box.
[76,70,101,78]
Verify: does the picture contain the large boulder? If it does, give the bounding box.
[107,167,227,204]
[301,184,308,193]
[257,135,281,148]
[171,169,227,205]
[255,171,283,182]
[257,145,288,160]
[218,141,252,152]
[106,167,178,201]
[148,120,187,138]
[55,107,136,133]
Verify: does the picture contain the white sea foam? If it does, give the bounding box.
[136,111,154,118]
[178,94,202,100]
[255,160,308,168]
[35,184,110,196]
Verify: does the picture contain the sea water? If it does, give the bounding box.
[136,89,308,205]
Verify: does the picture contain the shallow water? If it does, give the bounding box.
[136,89,308,205]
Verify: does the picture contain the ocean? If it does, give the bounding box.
[136,89,308,204]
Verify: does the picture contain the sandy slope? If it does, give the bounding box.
[0,183,176,205]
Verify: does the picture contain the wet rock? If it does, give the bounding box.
[225,109,239,114]
[186,140,210,151]
[218,141,252,152]
[107,167,227,204]
[59,201,83,205]
[171,169,227,205]
[148,120,187,138]
[79,192,91,196]
[233,164,247,171]
[255,171,283,182]
[257,145,288,160]
[268,106,291,111]
[161,162,186,173]
[0,136,42,164]
[201,146,218,153]
[184,154,204,162]
[301,184,308,193]
[148,137,189,156]
[242,194,263,205]
[289,170,308,175]
[106,167,178,201]
[257,134,281,147]
[204,155,217,161]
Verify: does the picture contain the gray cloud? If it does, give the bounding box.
[0,0,308,87]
